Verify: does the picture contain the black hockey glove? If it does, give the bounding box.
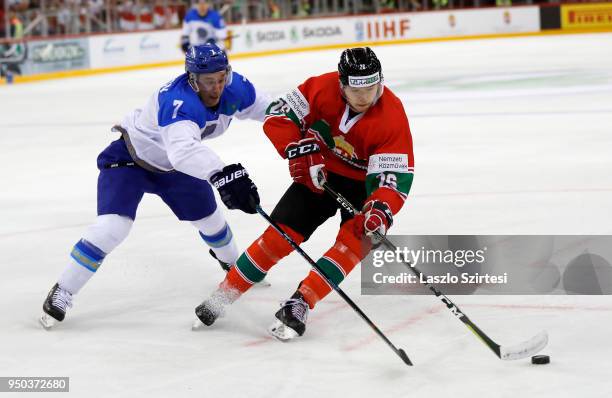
[210,163,260,214]
[180,36,190,53]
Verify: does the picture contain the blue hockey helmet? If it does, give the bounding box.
[185,43,232,92]
[185,43,228,74]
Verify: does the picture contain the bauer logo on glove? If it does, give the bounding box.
[210,163,260,214]
[211,168,249,189]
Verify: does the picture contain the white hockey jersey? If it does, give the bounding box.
[119,71,269,181]
[181,8,227,49]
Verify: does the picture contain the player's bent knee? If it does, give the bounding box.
[337,219,372,260]
[190,207,226,235]
[260,224,303,258]
[82,214,133,254]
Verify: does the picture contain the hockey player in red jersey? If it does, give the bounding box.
[194,47,414,340]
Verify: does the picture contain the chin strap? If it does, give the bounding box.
[225,64,233,86]
[188,72,200,93]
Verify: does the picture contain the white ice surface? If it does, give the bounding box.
[1,33,612,398]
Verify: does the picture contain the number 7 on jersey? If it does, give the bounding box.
[172,100,184,119]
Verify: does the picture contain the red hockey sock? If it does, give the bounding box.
[299,219,372,309]
[220,224,304,295]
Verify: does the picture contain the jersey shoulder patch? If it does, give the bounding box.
[184,9,224,28]
[292,72,339,119]
[208,10,225,28]
[282,88,309,121]
[184,9,200,22]
[157,74,206,128]
[218,71,256,115]
[367,153,411,174]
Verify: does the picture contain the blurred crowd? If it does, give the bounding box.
[1,0,606,41]
[1,1,185,37]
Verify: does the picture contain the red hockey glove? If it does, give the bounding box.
[354,200,394,237]
[285,137,326,193]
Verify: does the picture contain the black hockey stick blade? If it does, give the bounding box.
[398,348,413,366]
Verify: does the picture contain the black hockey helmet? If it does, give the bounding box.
[338,47,382,88]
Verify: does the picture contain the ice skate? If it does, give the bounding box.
[192,288,238,330]
[268,292,309,341]
[209,249,231,272]
[40,283,73,330]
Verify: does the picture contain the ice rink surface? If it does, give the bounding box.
[1,32,612,397]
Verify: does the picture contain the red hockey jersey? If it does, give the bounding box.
[263,71,414,214]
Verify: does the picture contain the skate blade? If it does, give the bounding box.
[39,314,57,330]
[191,317,206,331]
[255,279,271,288]
[268,320,299,341]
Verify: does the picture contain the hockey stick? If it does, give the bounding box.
[321,182,549,361]
[255,205,413,366]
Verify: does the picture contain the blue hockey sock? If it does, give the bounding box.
[58,239,107,294]
[199,223,239,264]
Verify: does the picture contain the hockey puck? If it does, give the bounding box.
[531,355,550,365]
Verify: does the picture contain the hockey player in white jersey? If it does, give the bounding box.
[181,1,227,52]
[40,43,268,329]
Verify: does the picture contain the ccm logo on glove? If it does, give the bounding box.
[285,137,326,193]
[286,142,320,159]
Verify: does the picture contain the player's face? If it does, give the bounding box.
[197,2,209,15]
[196,70,227,107]
[343,84,379,113]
